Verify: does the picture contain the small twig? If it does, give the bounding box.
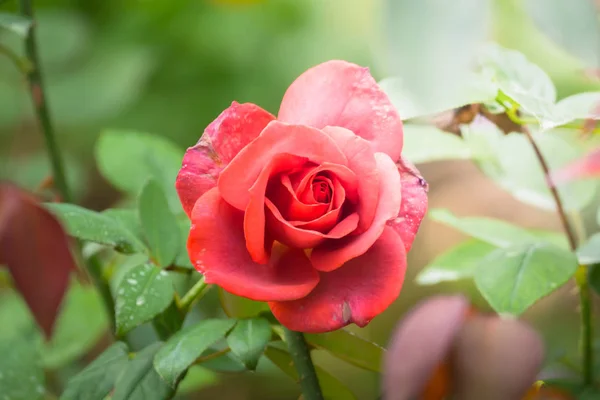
[179,275,209,312]
[194,347,231,364]
[0,43,31,74]
[282,327,324,400]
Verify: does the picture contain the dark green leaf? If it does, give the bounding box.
[0,13,32,37]
[400,125,472,163]
[0,334,45,400]
[112,343,173,400]
[416,239,497,285]
[102,208,144,242]
[115,264,175,337]
[474,242,578,315]
[429,208,539,247]
[384,0,490,117]
[226,318,272,370]
[60,342,129,400]
[174,218,193,269]
[264,346,357,400]
[590,263,600,296]
[578,233,600,266]
[305,330,385,373]
[42,283,109,368]
[199,351,246,373]
[525,0,600,68]
[151,301,184,341]
[95,130,184,213]
[154,319,236,387]
[46,203,147,254]
[139,180,180,267]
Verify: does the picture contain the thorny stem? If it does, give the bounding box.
[19,0,72,203]
[179,275,210,312]
[520,125,593,386]
[282,327,324,400]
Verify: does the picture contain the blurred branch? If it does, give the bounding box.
[0,43,31,74]
[19,0,72,203]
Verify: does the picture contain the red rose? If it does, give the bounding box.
[176,60,428,333]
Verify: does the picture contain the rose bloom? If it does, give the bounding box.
[176,60,428,333]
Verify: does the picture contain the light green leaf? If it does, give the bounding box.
[0,13,32,37]
[379,74,497,121]
[218,288,270,318]
[154,319,236,387]
[199,351,246,373]
[429,208,539,247]
[60,342,129,400]
[45,203,147,254]
[304,330,385,373]
[226,318,272,370]
[41,283,109,368]
[112,343,173,400]
[265,346,357,400]
[480,44,557,127]
[102,208,144,242]
[138,180,180,267]
[115,264,175,337]
[0,336,45,400]
[524,0,600,68]
[177,366,218,395]
[577,233,600,265]
[597,206,600,225]
[174,218,193,269]
[416,239,497,285]
[95,130,184,213]
[384,0,490,117]
[401,125,472,163]
[474,242,578,315]
[554,92,600,123]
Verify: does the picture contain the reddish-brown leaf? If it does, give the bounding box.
[0,183,75,338]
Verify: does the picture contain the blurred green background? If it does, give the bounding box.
[1,0,599,399]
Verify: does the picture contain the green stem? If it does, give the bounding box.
[87,255,116,332]
[19,0,72,203]
[179,275,209,312]
[0,43,31,74]
[282,327,324,400]
[575,265,593,385]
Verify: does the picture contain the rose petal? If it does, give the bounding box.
[269,227,406,333]
[245,154,309,264]
[291,180,346,233]
[188,187,319,301]
[176,102,275,216]
[270,174,329,221]
[278,60,404,161]
[310,152,401,272]
[296,162,359,205]
[219,121,347,210]
[265,199,359,249]
[386,157,429,253]
[322,126,379,232]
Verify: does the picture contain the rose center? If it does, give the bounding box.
[311,177,332,203]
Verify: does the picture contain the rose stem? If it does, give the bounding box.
[521,125,592,385]
[19,0,118,333]
[179,275,210,312]
[282,327,324,400]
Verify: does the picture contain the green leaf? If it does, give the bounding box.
[480,44,557,127]
[46,203,147,254]
[304,330,385,373]
[226,318,272,370]
[112,343,173,400]
[154,319,236,387]
[264,346,357,400]
[429,208,539,247]
[41,283,109,368]
[95,130,184,213]
[199,351,247,373]
[176,366,218,395]
[400,125,472,164]
[173,218,193,269]
[554,92,600,124]
[524,0,600,68]
[384,0,490,117]
[115,264,175,337]
[474,242,578,315]
[218,287,270,318]
[102,208,144,242]
[577,233,600,266]
[138,180,180,267]
[60,342,129,400]
[0,13,33,37]
[589,264,600,295]
[379,74,497,120]
[416,239,497,285]
[0,335,45,400]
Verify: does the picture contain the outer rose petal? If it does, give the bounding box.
[278,60,404,161]
[322,126,379,232]
[188,188,319,301]
[387,157,429,253]
[310,152,401,272]
[176,102,275,216]
[219,121,347,211]
[269,227,406,333]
